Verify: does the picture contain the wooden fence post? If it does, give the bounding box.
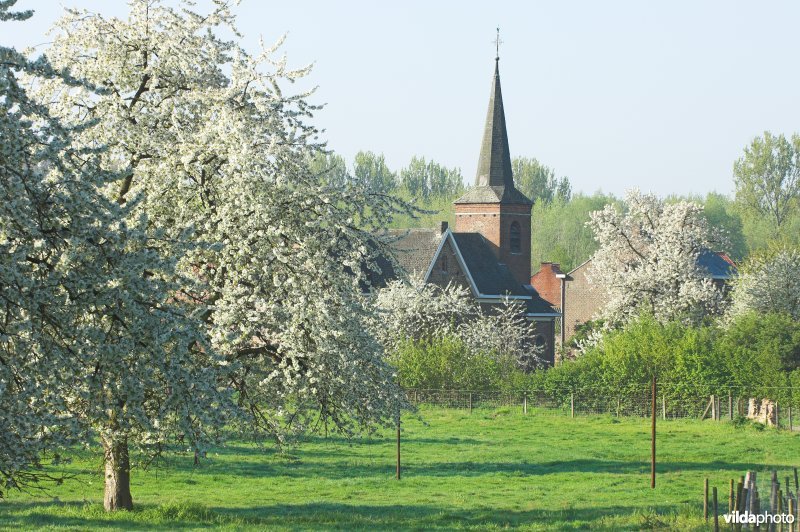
[711,394,716,421]
[789,405,793,431]
[523,392,528,415]
[468,392,473,414]
[662,395,666,421]
[704,478,709,521]
[570,392,575,418]
[729,478,734,513]
[776,402,781,429]
[712,486,719,532]
[729,393,733,421]
[702,396,713,420]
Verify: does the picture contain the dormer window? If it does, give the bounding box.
[510,221,521,253]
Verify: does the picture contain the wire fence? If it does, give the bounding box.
[405,386,800,429]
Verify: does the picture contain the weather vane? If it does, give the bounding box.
[493,27,503,60]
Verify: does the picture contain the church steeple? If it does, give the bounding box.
[454,54,531,206]
[475,58,514,189]
[453,46,533,286]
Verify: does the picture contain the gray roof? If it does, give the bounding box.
[389,229,443,276]
[697,250,737,279]
[566,251,737,280]
[454,59,531,206]
[524,288,560,315]
[364,229,442,288]
[451,233,528,297]
[475,59,515,189]
[454,185,532,205]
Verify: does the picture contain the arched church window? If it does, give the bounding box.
[510,221,521,253]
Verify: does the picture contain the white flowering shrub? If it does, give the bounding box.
[728,246,800,321]
[375,279,543,374]
[587,189,722,328]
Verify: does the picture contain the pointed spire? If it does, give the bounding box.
[475,58,514,188]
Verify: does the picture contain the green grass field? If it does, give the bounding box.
[1,407,798,530]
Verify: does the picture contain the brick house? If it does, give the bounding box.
[531,251,737,358]
[371,56,560,365]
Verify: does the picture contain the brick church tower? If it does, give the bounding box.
[454,56,533,286]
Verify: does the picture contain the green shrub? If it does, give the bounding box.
[534,313,800,411]
[391,335,522,391]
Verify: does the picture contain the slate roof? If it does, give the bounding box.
[363,229,443,288]
[450,233,529,297]
[454,59,532,206]
[523,287,560,315]
[389,229,443,277]
[454,185,532,205]
[564,251,737,280]
[697,250,737,279]
[475,59,515,190]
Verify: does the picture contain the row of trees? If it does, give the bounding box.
[308,151,465,199]
[346,131,800,273]
[309,152,573,228]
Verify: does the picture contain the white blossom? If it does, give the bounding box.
[34,0,413,449]
[727,246,800,321]
[2,0,225,499]
[375,279,543,370]
[586,189,722,328]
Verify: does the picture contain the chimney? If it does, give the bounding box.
[440,221,449,234]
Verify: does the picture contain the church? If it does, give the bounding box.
[374,55,561,365]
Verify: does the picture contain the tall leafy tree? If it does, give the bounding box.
[2,1,222,507]
[398,156,464,199]
[308,151,348,189]
[512,156,571,204]
[530,193,617,272]
[353,151,396,192]
[37,0,409,509]
[699,192,746,259]
[733,131,800,229]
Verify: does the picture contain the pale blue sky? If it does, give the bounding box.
[5,1,800,197]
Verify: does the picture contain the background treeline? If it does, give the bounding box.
[322,132,800,272]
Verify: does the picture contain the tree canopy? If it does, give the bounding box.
[26,0,412,509]
[733,131,800,230]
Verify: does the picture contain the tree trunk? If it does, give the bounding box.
[103,436,133,511]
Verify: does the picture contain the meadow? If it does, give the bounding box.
[1,407,798,530]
